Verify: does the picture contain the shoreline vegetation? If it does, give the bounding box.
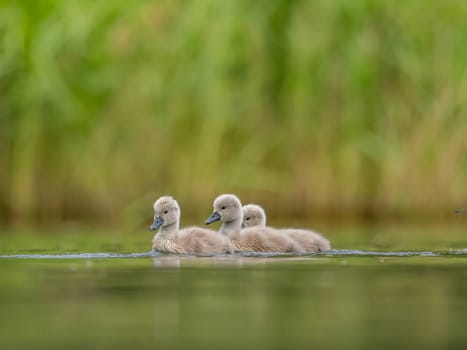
[1,1,466,226]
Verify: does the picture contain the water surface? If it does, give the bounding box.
[0,223,466,349]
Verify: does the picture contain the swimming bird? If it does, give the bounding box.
[149,196,232,255]
[205,194,302,253]
[242,203,331,252]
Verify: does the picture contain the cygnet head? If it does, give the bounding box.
[149,196,180,231]
[242,204,266,228]
[205,194,242,225]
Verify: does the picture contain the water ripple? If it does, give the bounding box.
[0,249,466,259]
[324,249,443,257]
[0,251,159,259]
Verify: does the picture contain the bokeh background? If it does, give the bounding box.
[1,0,466,228]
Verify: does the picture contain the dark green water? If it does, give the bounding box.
[1,223,466,350]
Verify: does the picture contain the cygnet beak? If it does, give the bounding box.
[149,216,164,231]
[456,207,467,214]
[205,211,221,225]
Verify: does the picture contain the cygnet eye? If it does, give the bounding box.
[164,210,168,214]
[221,206,226,210]
[246,217,250,221]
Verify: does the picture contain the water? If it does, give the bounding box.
[0,223,466,349]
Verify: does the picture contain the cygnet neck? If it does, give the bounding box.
[155,221,179,240]
[220,216,242,239]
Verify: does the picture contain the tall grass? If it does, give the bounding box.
[1,0,466,225]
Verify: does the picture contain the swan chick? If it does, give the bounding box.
[242,203,331,252]
[150,196,232,255]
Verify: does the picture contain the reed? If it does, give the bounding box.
[0,0,466,225]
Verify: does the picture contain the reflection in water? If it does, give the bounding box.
[151,255,271,269]
[152,255,181,268]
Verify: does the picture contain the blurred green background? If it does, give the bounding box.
[1,0,466,228]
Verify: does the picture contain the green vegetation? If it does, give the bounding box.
[1,0,466,226]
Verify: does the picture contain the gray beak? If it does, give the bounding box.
[149,216,164,231]
[205,211,221,225]
[456,207,467,214]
